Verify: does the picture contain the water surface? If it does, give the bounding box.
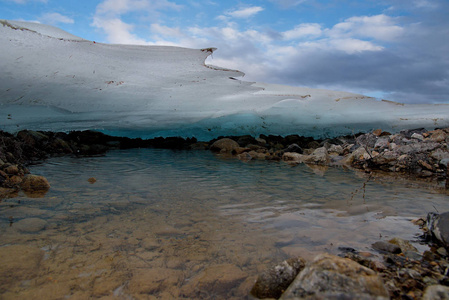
[1,149,448,299]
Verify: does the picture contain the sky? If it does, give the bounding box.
[1,0,448,104]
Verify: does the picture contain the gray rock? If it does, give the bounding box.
[427,212,449,248]
[280,254,389,300]
[304,147,329,165]
[372,241,401,254]
[284,143,303,154]
[423,285,449,300]
[251,257,306,299]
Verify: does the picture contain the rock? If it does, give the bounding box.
[423,285,449,300]
[4,164,20,175]
[251,257,306,299]
[374,137,390,150]
[428,129,448,142]
[13,217,48,233]
[372,241,401,254]
[328,144,343,155]
[284,143,303,154]
[372,129,383,136]
[345,146,371,164]
[427,212,449,249]
[17,130,49,146]
[388,238,418,253]
[356,133,378,148]
[303,147,329,165]
[21,174,50,192]
[282,152,304,163]
[210,138,240,153]
[280,253,389,300]
[411,133,425,141]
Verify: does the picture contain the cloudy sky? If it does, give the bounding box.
[1,0,448,104]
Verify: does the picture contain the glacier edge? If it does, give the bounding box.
[0,20,448,140]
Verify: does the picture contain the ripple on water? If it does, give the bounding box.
[0,148,448,299]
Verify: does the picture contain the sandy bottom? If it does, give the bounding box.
[1,149,448,299]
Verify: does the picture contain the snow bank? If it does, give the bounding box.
[1,20,448,139]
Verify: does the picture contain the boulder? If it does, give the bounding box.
[210,138,240,153]
[303,147,329,165]
[21,174,50,192]
[280,253,389,300]
[251,257,306,299]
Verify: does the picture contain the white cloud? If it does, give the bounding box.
[329,14,404,42]
[92,17,149,45]
[283,23,322,40]
[328,38,384,54]
[38,12,74,25]
[226,6,264,18]
[92,0,183,44]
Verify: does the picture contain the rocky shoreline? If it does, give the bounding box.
[1,128,449,299]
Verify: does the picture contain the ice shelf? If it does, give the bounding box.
[1,20,448,140]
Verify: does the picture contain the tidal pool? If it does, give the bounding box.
[1,148,448,299]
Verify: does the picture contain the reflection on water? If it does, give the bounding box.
[1,149,448,299]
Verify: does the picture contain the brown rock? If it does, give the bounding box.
[210,138,240,153]
[251,257,306,299]
[21,174,50,192]
[372,129,383,136]
[4,165,19,175]
[280,254,389,300]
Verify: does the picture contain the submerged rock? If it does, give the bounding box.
[280,253,389,300]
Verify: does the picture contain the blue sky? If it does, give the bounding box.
[1,0,448,104]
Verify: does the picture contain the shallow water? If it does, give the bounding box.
[1,149,448,299]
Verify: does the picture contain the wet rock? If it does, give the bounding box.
[423,284,449,300]
[13,217,48,233]
[210,138,240,153]
[21,174,50,192]
[280,253,389,300]
[372,241,401,254]
[251,257,306,299]
[427,212,449,249]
